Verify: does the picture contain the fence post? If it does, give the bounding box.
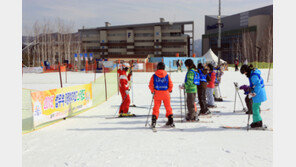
[117,61,119,95]
[58,63,63,88]
[103,63,108,101]
[65,64,67,83]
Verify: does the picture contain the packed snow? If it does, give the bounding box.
[22,67,273,167]
[22,71,101,91]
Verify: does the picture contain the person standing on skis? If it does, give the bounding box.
[117,63,133,117]
[206,63,216,108]
[197,63,210,115]
[183,59,199,121]
[240,64,267,128]
[149,62,174,128]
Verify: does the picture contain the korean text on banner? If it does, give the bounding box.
[31,83,92,127]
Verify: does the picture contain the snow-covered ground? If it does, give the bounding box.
[22,68,273,167]
[22,71,102,91]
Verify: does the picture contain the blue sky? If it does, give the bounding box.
[22,0,273,39]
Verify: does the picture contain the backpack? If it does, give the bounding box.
[185,69,200,85]
[192,70,200,85]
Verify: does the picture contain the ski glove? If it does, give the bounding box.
[179,84,185,89]
[248,93,256,98]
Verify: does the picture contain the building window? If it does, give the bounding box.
[134,33,153,37]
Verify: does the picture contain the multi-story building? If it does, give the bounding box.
[78,19,194,60]
[202,5,273,63]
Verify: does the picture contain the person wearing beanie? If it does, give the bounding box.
[240,64,267,128]
[149,62,174,128]
[206,63,216,108]
[182,59,199,121]
[197,63,210,115]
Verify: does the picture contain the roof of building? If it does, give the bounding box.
[205,4,273,20]
[78,21,194,31]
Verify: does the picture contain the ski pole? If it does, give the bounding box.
[145,93,155,127]
[179,86,183,122]
[218,85,222,98]
[247,111,251,131]
[113,94,127,118]
[233,83,237,112]
[183,89,187,117]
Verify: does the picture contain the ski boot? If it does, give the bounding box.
[250,121,263,128]
[151,115,157,128]
[165,115,175,127]
[207,104,217,108]
[214,97,223,102]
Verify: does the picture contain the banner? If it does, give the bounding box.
[80,53,84,61]
[103,61,114,68]
[23,67,43,73]
[133,63,144,70]
[89,53,93,61]
[31,83,92,127]
[84,53,88,61]
[74,54,78,62]
[118,63,130,69]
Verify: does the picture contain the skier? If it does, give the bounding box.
[239,84,253,114]
[117,63,133,117]
[176,59,180,72]
[240,64,267,128]
[206,63,216,108]
[234,58,239,71]
[197,63,210,115]
[181,59,200,121]
[149,62,174,128]
[213,65,224,101]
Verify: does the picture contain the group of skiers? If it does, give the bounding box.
[117,59,267,129]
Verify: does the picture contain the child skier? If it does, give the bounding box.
[149,62,174,128]
[117,63,133,117]
[239,84,253,114]
[183,59,199,121]
[214,65,224,102]
[197,63,210,115]
[206,63,216,108]
[240,64,267,128]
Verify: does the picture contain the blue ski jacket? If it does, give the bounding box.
[249,69,267,103]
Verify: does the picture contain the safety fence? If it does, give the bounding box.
[22,68,119,134]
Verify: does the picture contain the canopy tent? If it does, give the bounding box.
[202,49,226,65]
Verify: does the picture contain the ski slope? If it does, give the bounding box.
[22,68,273,167]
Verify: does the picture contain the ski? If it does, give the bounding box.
[105,114,148,119]
[129,106,148,109]
[221,125,273,131]
[129,104,137,107]
[151,127,157,132]
[148,124,183,131]
[174,120,213,123]
[209,110,221,113]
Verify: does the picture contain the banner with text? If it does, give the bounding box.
[31,83,92,127]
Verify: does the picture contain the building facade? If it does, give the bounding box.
[78,19,194,60]
[202,5,273,64]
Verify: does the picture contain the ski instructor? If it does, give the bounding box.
[149,62,174,128]
[240,64,267,128]
[117,63,133,117]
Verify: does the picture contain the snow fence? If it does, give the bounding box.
[22,69,118,134]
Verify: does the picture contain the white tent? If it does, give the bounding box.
[202,48,226,65]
